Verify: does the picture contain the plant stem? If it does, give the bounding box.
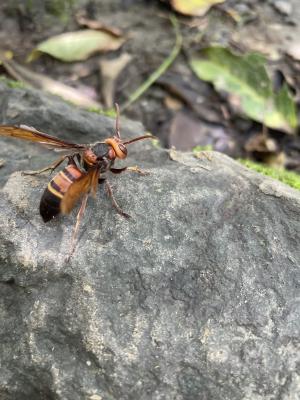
[120,15,182,111]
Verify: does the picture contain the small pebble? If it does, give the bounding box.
[273,0,292,16]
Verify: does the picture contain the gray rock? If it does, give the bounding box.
[0,84,299,400]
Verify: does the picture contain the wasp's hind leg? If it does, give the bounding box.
[66,193,89,262]
[23,155,69,176]
[105,180,130,219]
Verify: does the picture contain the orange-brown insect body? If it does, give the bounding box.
[40,138,128,222]
[40,164,84,222]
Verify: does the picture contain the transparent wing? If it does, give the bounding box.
[60,168,100,214]
[0,125,86,151]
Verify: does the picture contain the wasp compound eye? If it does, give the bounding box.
[118,143,127,156]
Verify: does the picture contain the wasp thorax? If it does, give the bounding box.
[92,143,110,159]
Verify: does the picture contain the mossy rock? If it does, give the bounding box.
[240,159,300,191]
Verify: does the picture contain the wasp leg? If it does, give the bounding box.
[23,155,68,176]
[66,193,89,262]
[105,180,130,219]
[110,166,149,175]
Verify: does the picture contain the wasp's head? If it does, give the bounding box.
[99,103,154,162]
[90,141,126,165]
[104,137,127,160]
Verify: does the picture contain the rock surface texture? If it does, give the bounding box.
[0,84,299,400]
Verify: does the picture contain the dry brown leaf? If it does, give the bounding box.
[245,133,278,153]
[244,131,285,167]
[0,55,102,110]
[164,95,183,111]
[99,53,132,108]
[263,152,286,168]
[76,12,124,37]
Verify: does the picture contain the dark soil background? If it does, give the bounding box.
[0,0,299,170]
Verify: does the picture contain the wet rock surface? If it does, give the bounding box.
[0,85,299,400]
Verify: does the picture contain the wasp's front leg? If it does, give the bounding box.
[110,166,149,176]
[105,180,130,219]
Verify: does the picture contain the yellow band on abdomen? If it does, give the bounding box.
[47,182,64,199]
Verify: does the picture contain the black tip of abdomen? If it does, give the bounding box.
[39,189,61,223]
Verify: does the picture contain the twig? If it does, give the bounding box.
[120,15,182,111]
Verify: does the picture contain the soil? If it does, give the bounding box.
[0,0,299,170]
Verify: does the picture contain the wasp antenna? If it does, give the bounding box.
[123,134,156,145]
[115,103,121,139]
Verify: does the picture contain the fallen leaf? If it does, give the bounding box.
[190,47,298,134]
[28,30,125,63]
[98,53,132,108]
[170,0,225,17]
[244,129,287,167]
[0,54,102,110]
[263,152,286,168]
[245,133,278,153]
[76,12,124,37]
[164,94,184,111]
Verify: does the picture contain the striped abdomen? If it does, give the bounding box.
[40,164,83,222]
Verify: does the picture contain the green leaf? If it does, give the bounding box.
[190,47,298,134]
[170,0,225,16]
[28,30,125,62]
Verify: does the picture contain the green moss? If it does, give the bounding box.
[86,106,116,118]
[151,138,161,148]
[192,145,213,152]
[86,106,102,114]
[100,108,116,118]
[240,159,300,190]
[0,76,26,89]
